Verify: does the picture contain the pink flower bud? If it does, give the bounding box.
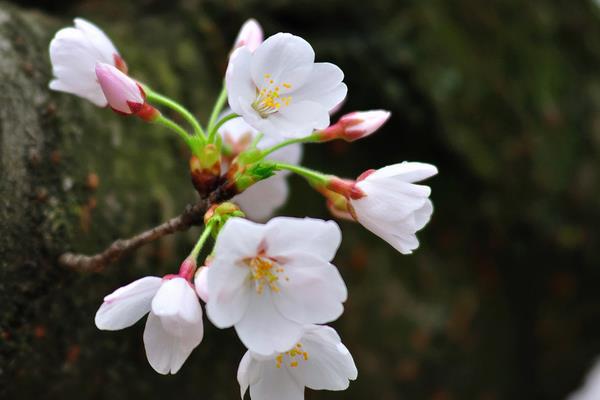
[320,110,391,142]
[177,257,197,281]
[95,62,145,115]
[233,19,263,52]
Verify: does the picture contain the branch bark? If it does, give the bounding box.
[58,200,208,271]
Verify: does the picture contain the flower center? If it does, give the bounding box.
[245,256,288,294]
[276,343,309,368]
[251,73,293,118]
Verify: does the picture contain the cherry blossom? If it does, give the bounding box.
[204,217,347,355]
[49,18,126,106]
[226,33,347,138]
[237,325,357,399]
[95,275,203,374]
[329,162,438,254]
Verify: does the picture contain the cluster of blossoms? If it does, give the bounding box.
[49,17,437,398]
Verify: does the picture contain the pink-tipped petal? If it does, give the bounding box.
[95,62,144,114]
[233,19,263,52]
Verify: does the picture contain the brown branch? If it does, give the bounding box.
[58,200,208,272]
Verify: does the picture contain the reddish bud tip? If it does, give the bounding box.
[113,54,128,74]
[178,258,197,281]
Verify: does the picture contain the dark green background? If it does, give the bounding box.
[3,0,600,399]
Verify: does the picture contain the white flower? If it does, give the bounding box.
[237,325,357,400]
[568,357,600,400]
[204,217,347,356]
[95,63,145,114]
[349,162,438,254]
[233,19,263,52]
[95,276,204,374]
[226,33,347,138]
[219,116,302,220]
[49,18,126,106]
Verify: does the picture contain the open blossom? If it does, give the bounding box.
[330,162,438,254]
[49,18,127,106]
[233,19,263,52]
[320,110,391,142]
[95,275,204,374]
[226,32,347,138]
[237,325,357,400]
[568,357,600,400]
[219,116,302,220]
[204,217,347,356]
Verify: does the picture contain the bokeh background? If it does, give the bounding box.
[2,0,600,399]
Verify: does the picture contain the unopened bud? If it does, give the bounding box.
[318,110,391,142]
[95,62,159,121]
[189,144,222,197]
[177,257,197,281]
[233,19,263,52]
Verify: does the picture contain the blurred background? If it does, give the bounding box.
[2,0,600,399]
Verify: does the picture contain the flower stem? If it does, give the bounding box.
[207,86,228,138]
[208,113,239,142]
[272,162,329,185]
[154,115,193,147]
[190,221,215,261]
[250,133,264,148]
[260,134,320,159]
[145,87,206,139]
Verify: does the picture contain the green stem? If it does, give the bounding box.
[250,133,264,148]
[272,162,329,185]
[154,115,192,147]
[208,113,239,142]
[207,86,228,137]
[145,87,206,139]
[260,134,320,159]
[190,221,215,261]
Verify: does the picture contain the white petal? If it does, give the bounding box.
[151,277,203,337]
[251,33,314,89]
[218,115,259,144]
[271,100,330,138]
[263,217,342,261]
[73,18,119,63]
[194,266,210,303]
[226,47,256,115]
[233,175,289,221]
[569,357,600,400]
[213,217,266,260]
[273,254,347,324]
[143,311,204,375]
[206,260,252,328]
[291,325,358,390]
[290,63,347,110]
[235,290,304,356]
[233,19,263,52]
[368,162,438,182]
[94,276,161,330]
[237,351,261,398]
[249,361,305,400]
[354,179,431,221]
